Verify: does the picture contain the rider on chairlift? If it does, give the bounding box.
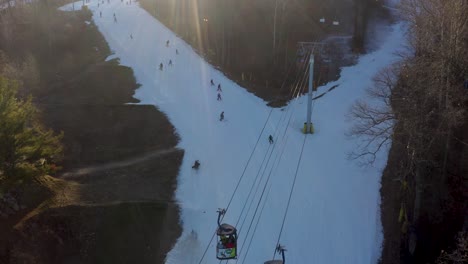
[216,209,237,260]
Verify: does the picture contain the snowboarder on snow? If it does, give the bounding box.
[192,160,200,169]
[210,79,214,86]
[268,135,274,144]
[219,111,224,121]
[159,63,163,71]
[169,60,172,66]
[217,93,222,101]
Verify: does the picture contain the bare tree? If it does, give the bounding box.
[347,64,400,165]
[435,231,468,264]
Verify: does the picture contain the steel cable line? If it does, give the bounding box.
[218,52,313,264]
[272,133,307,260]
[236,63,311,263]
[198,53,304,264]
[236,53,310,263]
[234,58,302,229]
[198,107,272,264]
[272,59,320,261]
[241,132,291,264]
[235,53,312,235]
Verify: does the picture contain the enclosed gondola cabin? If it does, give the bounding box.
[216,223,237,260]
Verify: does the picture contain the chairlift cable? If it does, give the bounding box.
[271,67,318,259]
[234,52,311,230]
[272,132,307,260]
[237,62,310,237]
[240,132,291,264]
[197,49,308,264]
[236,54,312,233]
[219,52,312,264]
[237,64,311,263]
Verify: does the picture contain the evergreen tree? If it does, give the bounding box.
[0,77,62,191]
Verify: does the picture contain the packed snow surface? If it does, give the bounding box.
[61,1,405,263]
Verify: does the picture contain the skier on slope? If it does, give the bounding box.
[159,63,163,71]
[217,85,222,92]
[219,111,224,121]
[169,60,173,66]
[166,40,170,47]
[268,135,274,144]
[210,79,214,86]
[176,49,179,55]
[217,93,222,101]
[130,34,133,39]
[192,160,200,169]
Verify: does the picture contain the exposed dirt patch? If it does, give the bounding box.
[8,202,180,264]
[1,3,183,264]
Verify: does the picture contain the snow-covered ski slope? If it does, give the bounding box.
[61,2,404,263]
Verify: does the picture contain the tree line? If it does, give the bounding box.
[349,0,467,262]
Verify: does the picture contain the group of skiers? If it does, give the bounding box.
[211,79,223,101]
[210,78,225,121]
[97,0,133,19]
[158,40,177,71]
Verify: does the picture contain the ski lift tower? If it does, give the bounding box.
[297,42,324,134]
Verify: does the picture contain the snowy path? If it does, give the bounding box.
[61,2,404,263]
[61,148,179,178]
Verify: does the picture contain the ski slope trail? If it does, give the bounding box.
[61,2,405,263]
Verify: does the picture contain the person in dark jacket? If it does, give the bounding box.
[192,160,200,169]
